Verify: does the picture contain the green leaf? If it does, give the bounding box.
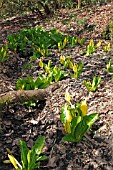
[35,76,50,89]
[35,77,43,88]
[76,104,83,116]
[74,120,89,142]
[16,78,25,90]
[28,136,45,170]
[63,134,77,142]
[27,150,32,169]
[32,136,45,156]
[38,81,50,89]
[16,76,36,90]
[34,162,40,169]
[83,113,98,129]
[92,76,101,89]
[36,155,47,161]
[71,116,81,136]
[106,60,113,73]
[108,66,113,72]
[60,105,68,124]
[20,140,29,169]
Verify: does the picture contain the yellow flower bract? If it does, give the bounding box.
[65,89,71,103]
[96,40,102,48]
[3,51,7,57]
[60,55,65,64]
[64,121,71,134]
[8,154,18,169]
[39,59,44,68]
[63,37,67,47]
[64,104,72,122]
[58,42,60,48]
[80,100,88,116]
[45,66,50,73]
[73,64,78,73]
[68,60,73,69]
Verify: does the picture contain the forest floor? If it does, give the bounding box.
[0,2,113,170]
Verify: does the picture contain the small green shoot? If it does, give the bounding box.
[60,56,74,68]
[86,39,95,56]
[0,45,11,62]
[77,37,86,46]
[102,43,111,52]
[51,66,68,82]
[71,61,84,79]
[58,37,68,51]
[105,59,113,73]
[83,76,101,92]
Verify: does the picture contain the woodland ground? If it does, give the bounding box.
[0,2,113,170]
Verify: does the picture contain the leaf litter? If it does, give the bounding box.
[0,2,113,170]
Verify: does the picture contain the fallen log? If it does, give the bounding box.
[0,81,61,109]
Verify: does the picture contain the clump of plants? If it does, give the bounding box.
[105,59,113,79]
[6,27,78,59]
[0,45,11,62]
[4,136,47,170]
[83,39,102,56]
[16,59,68,91]
[39,59,68,82]
[60,56,84,79]
[16,74,51,90]
[60,89,98,142]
